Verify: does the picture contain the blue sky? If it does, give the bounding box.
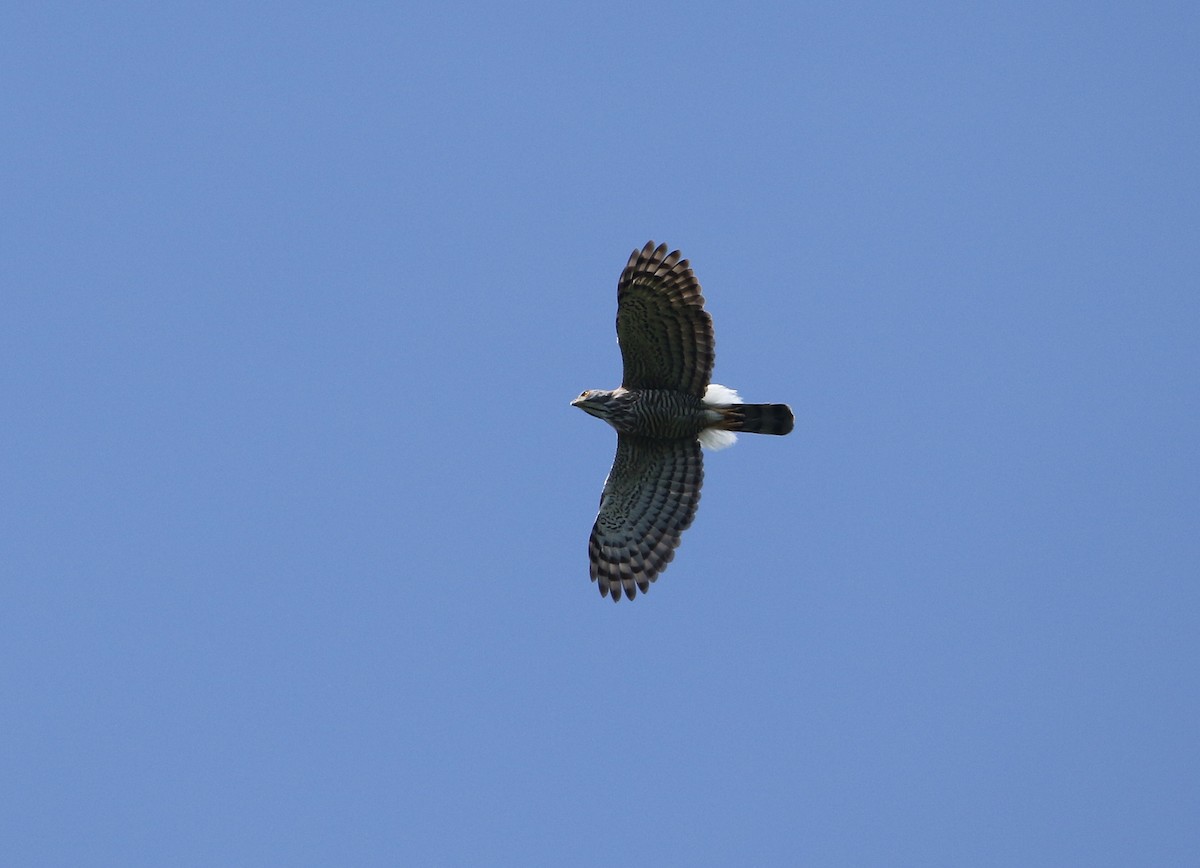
[3,2,1197,865]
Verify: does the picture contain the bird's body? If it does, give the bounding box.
[575,387,714,440]
[573,241,794,602]
[576,385,794,446]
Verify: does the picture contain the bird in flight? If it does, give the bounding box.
[573,241,794,602]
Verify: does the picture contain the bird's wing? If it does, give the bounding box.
[588,434,703,601]
[616,241,714,397]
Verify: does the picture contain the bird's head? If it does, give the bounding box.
[571,389,618,423]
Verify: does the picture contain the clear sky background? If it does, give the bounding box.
[3,3,1197,865]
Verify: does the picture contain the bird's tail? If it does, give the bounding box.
[714,403,794,436]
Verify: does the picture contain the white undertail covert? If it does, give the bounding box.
[699,383,742,451]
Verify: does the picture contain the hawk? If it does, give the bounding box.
[572,241,794,602]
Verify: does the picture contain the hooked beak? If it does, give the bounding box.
[571,394,604,419]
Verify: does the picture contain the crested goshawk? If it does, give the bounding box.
[572,241,794,602]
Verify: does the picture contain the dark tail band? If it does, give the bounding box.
[719,403,794,436]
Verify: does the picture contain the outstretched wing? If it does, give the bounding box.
[588,434,704,602]
[616,241,715,397]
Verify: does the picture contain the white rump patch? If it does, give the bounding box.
[703,383,742,406]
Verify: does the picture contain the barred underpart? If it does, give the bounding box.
[599,388,712,440]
